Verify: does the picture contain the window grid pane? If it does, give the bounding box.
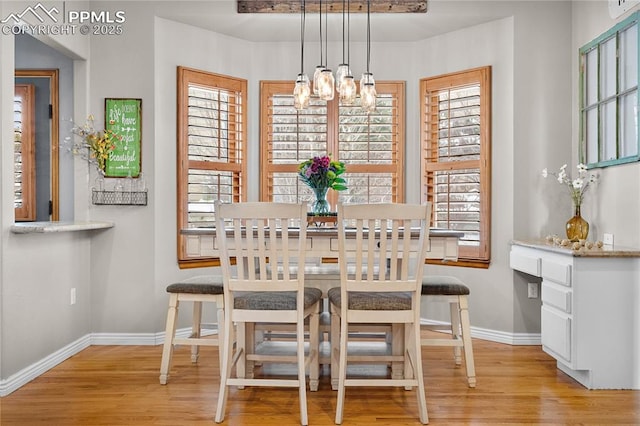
[621,92,639,157]
[600,36,617,99]
[339,95,397,165]
[434,86,481,163]
[620,24,638,91]
[269,95,328,165]
[187,169,238,227]
[187,85,243,164]
[433,169,481,247]
[337,173,394,204]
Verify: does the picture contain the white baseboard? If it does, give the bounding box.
[0,323,536,397]
[90,325,218,346]
[0,334,91,397]
[420,318,541,346]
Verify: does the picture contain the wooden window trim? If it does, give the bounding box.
[176,66,247,267]
[420,66,492,266]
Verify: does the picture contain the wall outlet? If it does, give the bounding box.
[70,288,76,305]
[527,282,538,299]
[603,233,614,246]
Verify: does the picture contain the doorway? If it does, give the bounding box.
[14,69,59,221]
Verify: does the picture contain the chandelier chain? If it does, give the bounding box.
[300,0,305,73]
[366,0,371,73]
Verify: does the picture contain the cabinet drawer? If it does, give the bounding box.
[541,306,571,363]
[509,250,541,276]
[542,281,571,313]
[542,260,572,287]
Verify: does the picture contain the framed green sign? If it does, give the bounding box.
[104,98,142,177]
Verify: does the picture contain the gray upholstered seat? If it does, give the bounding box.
[166,275,224,295]
[234,287,323,310]
[421,275,470,296]
[327,287,411,310]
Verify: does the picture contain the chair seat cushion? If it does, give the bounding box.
[421,275,470,296]
[166,275,224,295]
[327,287,411,310]
[234,287,323,310]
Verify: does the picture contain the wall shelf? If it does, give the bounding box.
[92,189,148,206]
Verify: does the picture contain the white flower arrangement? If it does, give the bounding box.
[542,163,599,207]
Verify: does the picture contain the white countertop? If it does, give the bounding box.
[10,221,115,234]
[511,239,640,257]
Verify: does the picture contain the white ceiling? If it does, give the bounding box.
[152,0,515,42]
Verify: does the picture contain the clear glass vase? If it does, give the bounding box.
[311,187,330,215]
[566,204,589,241]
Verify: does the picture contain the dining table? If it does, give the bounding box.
[180,224,463,386]
[181,225,462,264]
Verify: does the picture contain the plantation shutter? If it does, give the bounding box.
[260,80,404,206]
[177,67,247,262]
[337,83,403,204]
[421,67,491,265]
[186,84,244,226]
[261,81,329,205]
[14,84,36,221]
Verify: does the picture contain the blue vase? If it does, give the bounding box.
[312,187,330,214]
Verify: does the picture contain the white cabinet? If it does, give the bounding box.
[510,242,640,390]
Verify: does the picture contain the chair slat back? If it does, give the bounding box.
[338,203,432,293]
[215,202,307,293]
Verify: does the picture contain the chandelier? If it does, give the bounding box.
[297,0,375,111]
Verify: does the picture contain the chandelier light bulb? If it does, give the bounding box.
[360,72,375,92]
[360,82,377,113]
[339,75,357,105]
[294,73,311,110]
[313,65,325,95]
[319,68,335,101]
[335,64,351,93]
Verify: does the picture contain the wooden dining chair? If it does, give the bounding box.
[421,275,476,387]
[159,275,224,385]
[214,201,322,426]
[328,202,432,425]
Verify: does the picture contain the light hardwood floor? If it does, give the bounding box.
[1,333,638,425]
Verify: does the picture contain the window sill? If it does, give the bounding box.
[10,221,115,234]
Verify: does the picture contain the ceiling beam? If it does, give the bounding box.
[237,1,427,14]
